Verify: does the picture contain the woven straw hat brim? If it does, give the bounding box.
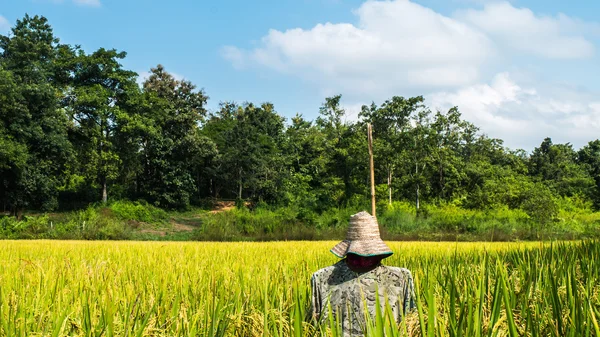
[330,240,350,258]
[330,239,393,258]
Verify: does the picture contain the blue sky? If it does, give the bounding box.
[1,0,599,151]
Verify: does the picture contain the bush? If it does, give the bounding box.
[109,200,168,223]
[0,215,51,238]
[520,184,559,234]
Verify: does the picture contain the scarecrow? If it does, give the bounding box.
[309,211,416,336]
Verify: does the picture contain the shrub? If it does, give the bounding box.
[109,200,168,223]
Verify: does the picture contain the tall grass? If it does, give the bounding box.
[0,240,599,336]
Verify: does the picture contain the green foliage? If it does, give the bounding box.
[64,46,139,204]
[191,206,340,241]
[0,205,136,240]
[529,137,595,197]
[0,214,51,238]
[138,65,216,209]
[375,201,588,241]
[578,139,600,207]
[203,101,288,204]
[0,14,74,217]
[520,183,559,227]
[109,200,168,223]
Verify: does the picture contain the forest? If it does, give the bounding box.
[2,14,600,240]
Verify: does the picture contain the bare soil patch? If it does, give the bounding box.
[209,201,236,214]
[170,220,195,232]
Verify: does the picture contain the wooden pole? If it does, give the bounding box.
[367,123,376,218]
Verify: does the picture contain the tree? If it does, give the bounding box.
[460,134,527,210]
[577,139,600,209]
[64,48,138,203]
[359,96,421,205]
[282,114,322,209]
[139,65,216,208]
[520,183,559,237]
[202,102,239,199]
[429,107,469,202]
[226,102,287,203]
[529,137,594,198]
[403,105,435,213]
[0,14,74,218]
[315,95,355,207]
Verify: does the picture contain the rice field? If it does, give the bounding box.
[1,240,599,336]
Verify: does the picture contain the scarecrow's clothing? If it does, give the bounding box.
[310,260,416,337]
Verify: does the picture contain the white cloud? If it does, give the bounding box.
[223,0,493,97]
[221,46,246,70]
[428,73,600,150]
[223,0,598,98]
[455,1,597,59]
[73,0,101,7]
[223,0,600,150]
[0,15,10,33]
[341,102,367,123]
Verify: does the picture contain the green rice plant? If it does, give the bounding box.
[0,240,599,336]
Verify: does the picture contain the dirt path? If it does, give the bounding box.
[137,200,241,237]
[170,220,195,232]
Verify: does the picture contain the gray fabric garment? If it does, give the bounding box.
[310,260,416,337]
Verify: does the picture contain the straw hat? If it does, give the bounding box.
[330,211,393,258]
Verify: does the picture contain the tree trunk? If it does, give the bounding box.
[387,167,392,205]
[238,168,243,199]
[367,124,376,217]
[197,171,201,200]
[100,117,107,204]
[415,161,420,213]
[439,166,444,199]
[414,135,420,214]
[13,207,24,220]
[102,177,107,203]
[416,183,420,212]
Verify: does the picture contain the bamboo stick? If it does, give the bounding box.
[368,123,376,218]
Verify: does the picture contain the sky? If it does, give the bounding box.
[1,0,599,152]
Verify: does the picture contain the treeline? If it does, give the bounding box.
[2,14,600,229]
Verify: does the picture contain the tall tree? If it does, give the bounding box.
[224,102,287,202]
[402,105,435,212]
[359,96,420,205]
[529,137,594,198]
[429,106,470,202]
[316,95,353,206]
[577,139,600,208]
[64,48,138,203]
[202,102,238,199]
[140,64,215,208]
[0,15,74,218]
[281,114,326,209]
